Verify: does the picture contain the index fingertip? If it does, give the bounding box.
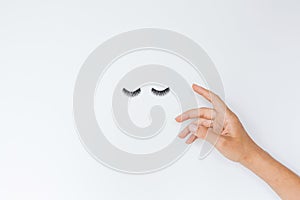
[192,83,204,92]
[192,83,198,89]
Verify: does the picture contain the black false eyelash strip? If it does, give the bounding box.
[151,87,170,96]
[122,88,141,97]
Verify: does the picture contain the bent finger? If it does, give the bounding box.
[178,118,214,139]
[192,118,214,128]
[178,125,191,138]
[175,107,215,122]
[194,127,223,147]
[186,134,197,144]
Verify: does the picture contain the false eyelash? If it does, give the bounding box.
[122,88,141,97]
[151,87,170,96]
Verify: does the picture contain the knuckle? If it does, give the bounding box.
[198,108,204,116]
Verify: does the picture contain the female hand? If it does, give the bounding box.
[175,84,261,163]
[175,84,300,200]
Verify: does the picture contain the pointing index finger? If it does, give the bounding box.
[192,84,214,102]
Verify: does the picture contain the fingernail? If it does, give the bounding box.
[189,124,198,132]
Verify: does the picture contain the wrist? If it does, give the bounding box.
[239,143,265,168]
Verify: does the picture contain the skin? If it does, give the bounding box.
[175,84,300,200]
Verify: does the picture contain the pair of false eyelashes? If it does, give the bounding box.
[122,87,170,97]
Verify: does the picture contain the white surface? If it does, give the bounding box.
[0,0,299,199]
[94,49,206,154]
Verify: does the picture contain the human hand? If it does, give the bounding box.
[175,84,261,163]
[175,84,300,199]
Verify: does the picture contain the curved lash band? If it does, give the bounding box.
[151,87,170,96]
[122,88,141,97]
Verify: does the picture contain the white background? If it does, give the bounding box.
[0,0,300,199]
